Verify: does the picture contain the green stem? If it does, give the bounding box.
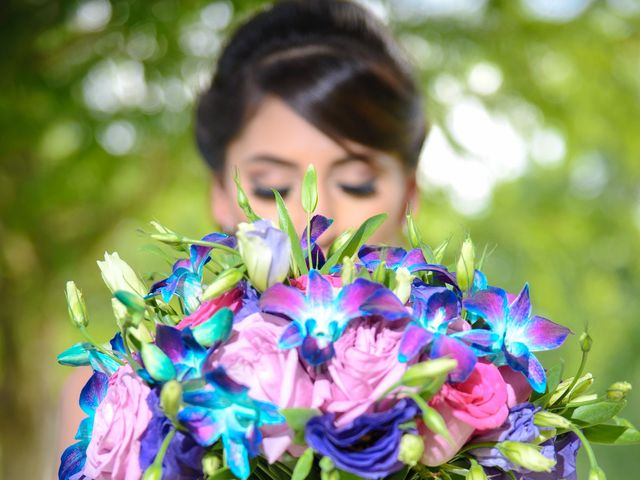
[182,238,239,256]
[570,426,600,472]
[152,428,176,468]
[457,442,498,455]
[554,347,589,406]
[79,327,124,365]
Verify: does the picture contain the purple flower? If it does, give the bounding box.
[471,403,542,471]
[305,399,419,479]
[463,285,572,393]
[260,269,407,365]
[301,214,333,269]
[484,433,581,480]
[139,390,205,480]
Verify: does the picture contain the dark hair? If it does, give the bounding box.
[195,0,427,175]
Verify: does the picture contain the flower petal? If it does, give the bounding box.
[399,248,429,272]
[58,441,88,480]
[155,325,187,363]
[505,342,547,393]
[300,335,335,365]
[508,284,533,330]
[301,215,333,250]
[278,322,305,349]
[222,433,251,480]
[463,287,508,333]
[359,288,410,321]
[425,289,460,331]
[177,406,222,447]
[453,329,500,355]
[259,283,306,320]
[358,245,407,270]
[398,323,434,362]
[337,278,388,319]
[517,315,572,352]
[79,371,108,416]
[306,269,334,309]
[430,335,477,383]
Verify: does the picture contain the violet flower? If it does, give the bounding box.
[305,399,419,479]
[139,390,205,480]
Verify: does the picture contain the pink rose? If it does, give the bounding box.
[289,273,342,291]
[177,287,243,329]
[315,318,409,427]
[499,365,532,407]
[83,365,153,480]
[421,362,509,466]
[207,312,316,462]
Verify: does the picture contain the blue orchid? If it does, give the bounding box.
[148,233,236,314]
[301,214,333,269]
[463,284,572,393]
[140,310,233,384]
[260,269,408,365]
[58,371,109,480]
[57,333,125,376]
[177,367,284,480]
[398,285,479,383]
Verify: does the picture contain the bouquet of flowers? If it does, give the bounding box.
[59,167,637,480]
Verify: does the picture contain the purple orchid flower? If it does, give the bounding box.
[58,371,109,480]
[177,367,284,480]
[148,233,236,314]
[259,269,408,365]
[397,286,478,382]
[463,284,572,393]
[301,214,333,269]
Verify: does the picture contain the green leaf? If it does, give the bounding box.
[233,169,260,222]
[321,214,387,274]
[281,408,320,444]
[291,448,314,480]
[570,400,626,426]
[301,164,318,214]
[274,189,308,275]
[583,417,640,445]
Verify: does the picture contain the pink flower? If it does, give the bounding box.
[289,273,342,291]
[500,365,532,407]
[82,365,153,480]
[421,362,509,466]
[177,287,243,329]
[315,318,409,427]
[207,312,316,463]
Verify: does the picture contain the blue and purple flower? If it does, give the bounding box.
[260,269,408,365]
[463,285,571,393]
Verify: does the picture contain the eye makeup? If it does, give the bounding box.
[338,179,377,198]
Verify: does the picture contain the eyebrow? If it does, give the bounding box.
[247,152,375,168]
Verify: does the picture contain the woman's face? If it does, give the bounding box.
[211,96,417,252]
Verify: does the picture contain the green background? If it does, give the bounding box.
[1,0,638,477]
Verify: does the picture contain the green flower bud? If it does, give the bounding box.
[234,168,260,221]
[201,269,244,301]
[397,434,424,466]
[497,441,556,473]
[580,332,593,353]
[319,456,335,472]
[393,267,413,304]
[606,381,632,401]
[341,256,355,285]
[142,464,162,480]
[114,290,147,315]
[456,237,475,293]
[149,232,183,245]
[202,452,221,476]
[401,358,458,387]
[466,460,488,480]
[97,252,147,297]
[141,343,176,382]
[160,380,182,419]
[192,307,233,347]
[302,164,319,214]
[550,373,594,405]
[65,281,88,328]
[420,405,453,445]
[589,467,607,480]
[534,411,573,429]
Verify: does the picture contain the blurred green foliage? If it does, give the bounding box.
[1,0,638,477]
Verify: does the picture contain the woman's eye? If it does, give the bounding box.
[339,180,376,198]
[252,185,291,200]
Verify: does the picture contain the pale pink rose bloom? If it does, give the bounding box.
[207,312,316,463]
[316,318,409,427]
[177,287,243,329]
[82,365,153,480]
[421,361,509,466]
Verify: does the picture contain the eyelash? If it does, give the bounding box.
[252,186,291,200]
[251,181,377,201]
